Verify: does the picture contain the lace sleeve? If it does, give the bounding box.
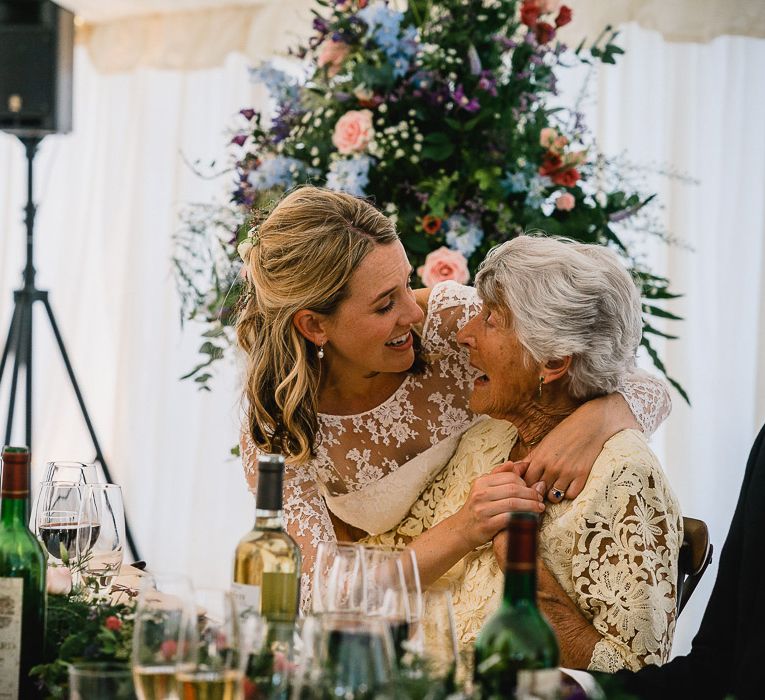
[569,433,682,672]
[616,370,672,437]
[421,281,481,355]
[241,431,336,613]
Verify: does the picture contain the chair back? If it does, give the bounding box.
[677,516,713,615]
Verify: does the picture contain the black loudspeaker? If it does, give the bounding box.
[0,0,74,135]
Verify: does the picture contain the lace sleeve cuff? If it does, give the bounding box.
[616,370,672,437]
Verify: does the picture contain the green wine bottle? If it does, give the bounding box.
[474,512,559,700]
[0,446,47,699]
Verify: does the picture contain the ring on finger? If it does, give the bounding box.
[550,487,566,500]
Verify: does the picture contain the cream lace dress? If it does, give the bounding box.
[241,281,672,612]
[364,418,682,672]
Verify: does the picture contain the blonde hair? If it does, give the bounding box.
[236,186,404,465]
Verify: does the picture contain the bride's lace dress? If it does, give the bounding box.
[241,281,672,609]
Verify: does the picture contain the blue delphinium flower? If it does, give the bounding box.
[248,156,305,190]
[250,61,299,106]
[445,214,484,257]
[357,2,418,78]
[525,174,553,209]
[325,155,374,197]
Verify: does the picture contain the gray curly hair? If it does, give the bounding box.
[474,235,642,400]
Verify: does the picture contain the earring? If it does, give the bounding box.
[538,376,544,400]
[317,344,325,359]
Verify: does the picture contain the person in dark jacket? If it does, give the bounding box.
[595,422,765,699]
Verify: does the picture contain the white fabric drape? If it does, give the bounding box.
[1,22,764,657]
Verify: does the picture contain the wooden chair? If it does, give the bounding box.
[677,516,713,615]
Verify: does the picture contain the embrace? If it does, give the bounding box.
[237,186,681,672]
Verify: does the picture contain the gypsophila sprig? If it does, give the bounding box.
[174,0,686,400]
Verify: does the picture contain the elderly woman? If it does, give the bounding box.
[365,235,682,672]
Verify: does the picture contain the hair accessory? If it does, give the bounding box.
[537,376,544,400]
[237,227,260,262]
[317,344,325,360]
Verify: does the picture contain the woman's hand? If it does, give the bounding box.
[519,394,638,503]
[454,465,545,550]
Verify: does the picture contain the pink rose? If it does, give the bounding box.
[417,247,470,287]
[539,126,558,149]
[317,40,350,77]
[553,135,569,151]
[332,109,375,155]
[556,192,576,211]
[46,566,72,596]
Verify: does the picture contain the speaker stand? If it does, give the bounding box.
[0,135,141,561]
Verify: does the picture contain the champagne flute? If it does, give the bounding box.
[311,542,366,615]
[176,588,244,699]
[77,483,125,597]
[33,480,85,566]
[132,573,194,700]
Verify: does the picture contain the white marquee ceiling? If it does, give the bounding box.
[53,0,765,72]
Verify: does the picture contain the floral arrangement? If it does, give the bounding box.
[30,568,136,698]
[174,0,684,398]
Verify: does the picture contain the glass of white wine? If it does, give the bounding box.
[132,573,194,700]
[77,483,125,598]
[175,588,244,700]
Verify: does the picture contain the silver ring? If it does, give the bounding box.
[551,488,565,500]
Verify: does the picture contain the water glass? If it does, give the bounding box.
[132,574,194,700]
[312,542,366,615]
[33,481,86,566]
[69,662,137,699]
[77,484,126,597]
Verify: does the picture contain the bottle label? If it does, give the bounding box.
[0,578,23,700]
[232,582,261,616]
[517,668,561,699]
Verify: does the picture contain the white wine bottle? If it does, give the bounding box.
[0,446,47,700]
[233,454,301,623]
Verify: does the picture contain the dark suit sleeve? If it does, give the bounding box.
[611,423,765,699]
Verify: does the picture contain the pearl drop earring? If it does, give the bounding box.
[317,344,325,359]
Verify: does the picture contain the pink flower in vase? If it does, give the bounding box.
[417,247,470,287]
[332,109,375,154]
[317,39,350,77]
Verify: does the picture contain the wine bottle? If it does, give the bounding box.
[474,512,559,700]
[0,446,47,699]
[233,454,301,623]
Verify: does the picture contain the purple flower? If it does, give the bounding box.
[239,108,256,120]
[313,17,329,33]
[477,70,497,97]
[230,134,247,147]
[452,84,480,113]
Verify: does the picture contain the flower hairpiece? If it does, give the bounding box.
[237,227,260,262]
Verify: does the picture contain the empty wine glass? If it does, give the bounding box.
[33,481,85,566]
[175,588,244,697]
[77,483,126,598]
[312,542,366,615]
[409,586,459,686]
[132,573,194,700]
[43,460,100,484]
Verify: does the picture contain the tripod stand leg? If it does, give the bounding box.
[4,302,28,445]
[41,296,141,562]
[0,302,21,386]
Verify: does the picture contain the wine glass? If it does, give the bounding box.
[77,483,126,597]
[175,588,244,697]
[296,614,397,700]
[132,573,194,700]
[33,480,85,566]
[409,586,459,687]
[43,460,100,484]
[312,542,366,615]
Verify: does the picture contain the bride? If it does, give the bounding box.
[235,186,671,607]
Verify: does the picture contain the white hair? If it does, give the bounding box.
[475,235,642,400]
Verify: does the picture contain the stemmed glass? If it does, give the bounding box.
[175,588,244,696]
[33,480,86,567]
[312,542,366,615]
[77,483,126,597]
[43,460,100,484]
[132,573,194,700]
[409,587,459,687]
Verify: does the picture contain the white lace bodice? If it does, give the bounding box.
[241,281,672,609]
